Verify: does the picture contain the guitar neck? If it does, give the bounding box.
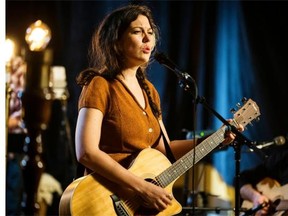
[156,127,226,187]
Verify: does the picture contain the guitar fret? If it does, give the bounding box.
[155,176,162,187]
[215,128,225,143]
[161,167,173,186]
[161,173,170,186]
[202,141,210,152]
[160,163,177,186]
[185,154,194,165]
[196,147,204,158]
[178,161,186,174]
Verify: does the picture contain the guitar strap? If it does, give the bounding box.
[161,130,176,163]
[159,121,176,163]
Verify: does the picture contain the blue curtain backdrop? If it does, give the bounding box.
[210,1,258,186]
[6,0,288,213]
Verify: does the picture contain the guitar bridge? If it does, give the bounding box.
[110,194,130,216]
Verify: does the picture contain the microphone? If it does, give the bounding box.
[154,52,198,99]
[256,136,286,149]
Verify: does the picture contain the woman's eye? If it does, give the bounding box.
[132,30,153,35]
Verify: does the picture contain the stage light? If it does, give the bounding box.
[4,38,15,63]
[25,20,51,51]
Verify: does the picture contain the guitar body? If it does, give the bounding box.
[59,148,182,216]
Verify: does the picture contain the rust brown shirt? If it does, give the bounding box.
[78,76,162,166]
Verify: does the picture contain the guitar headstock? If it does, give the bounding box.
[231,98,261,128]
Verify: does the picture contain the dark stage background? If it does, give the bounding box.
[6,0,288,214]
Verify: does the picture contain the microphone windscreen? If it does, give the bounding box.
[274,136,286,145]
[153,52,177,70]
[154,52,166,63]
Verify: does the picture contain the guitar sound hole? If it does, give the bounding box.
[268,198,281,215]
[273,198,281,206]
[134,178,160,215]
[145,177,159,187]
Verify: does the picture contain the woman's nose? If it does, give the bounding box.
[143,32,150,42]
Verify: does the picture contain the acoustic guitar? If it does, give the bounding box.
[59,98,260,216]
[242,178,288,216]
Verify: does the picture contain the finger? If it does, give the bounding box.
[161,194,172,206]
[238,124,244,132]
[167,194,173,200]
[141,200,150,208]
[229,133,235,139]
[156,199,168,211]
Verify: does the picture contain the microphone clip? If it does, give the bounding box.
[177,70,196,92]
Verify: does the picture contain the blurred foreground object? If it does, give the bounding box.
[37,172,63,216]
[21,20,54,215]
[5,50,27,215]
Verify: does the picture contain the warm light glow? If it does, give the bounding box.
[25,20,51,51]
[4,38,15,63]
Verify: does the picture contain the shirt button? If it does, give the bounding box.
[148,128,153,133]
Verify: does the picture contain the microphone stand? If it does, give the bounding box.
[158,60,264,216]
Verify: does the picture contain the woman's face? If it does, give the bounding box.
[119,14,156,68]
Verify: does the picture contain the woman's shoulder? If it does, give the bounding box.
[90,75,109,84]
[80,75,112,100]
[86,75,111,90]
[79,75,112,111]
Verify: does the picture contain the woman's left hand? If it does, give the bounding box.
[221,119,244,145]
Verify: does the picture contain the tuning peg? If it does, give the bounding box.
[241,97,248,103]
[236,102,241,108]
[248,122,254,127]
[230,108,236,114]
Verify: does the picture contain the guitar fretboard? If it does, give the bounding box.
[156,127,226,187]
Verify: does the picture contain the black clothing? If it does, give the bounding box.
[239,146,288,188]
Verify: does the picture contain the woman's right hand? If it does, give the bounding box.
[252,192,270,216]
[136,180,173,212]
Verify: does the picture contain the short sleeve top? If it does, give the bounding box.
[78,76,162,166]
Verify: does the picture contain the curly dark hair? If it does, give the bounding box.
[76,4,161,118]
